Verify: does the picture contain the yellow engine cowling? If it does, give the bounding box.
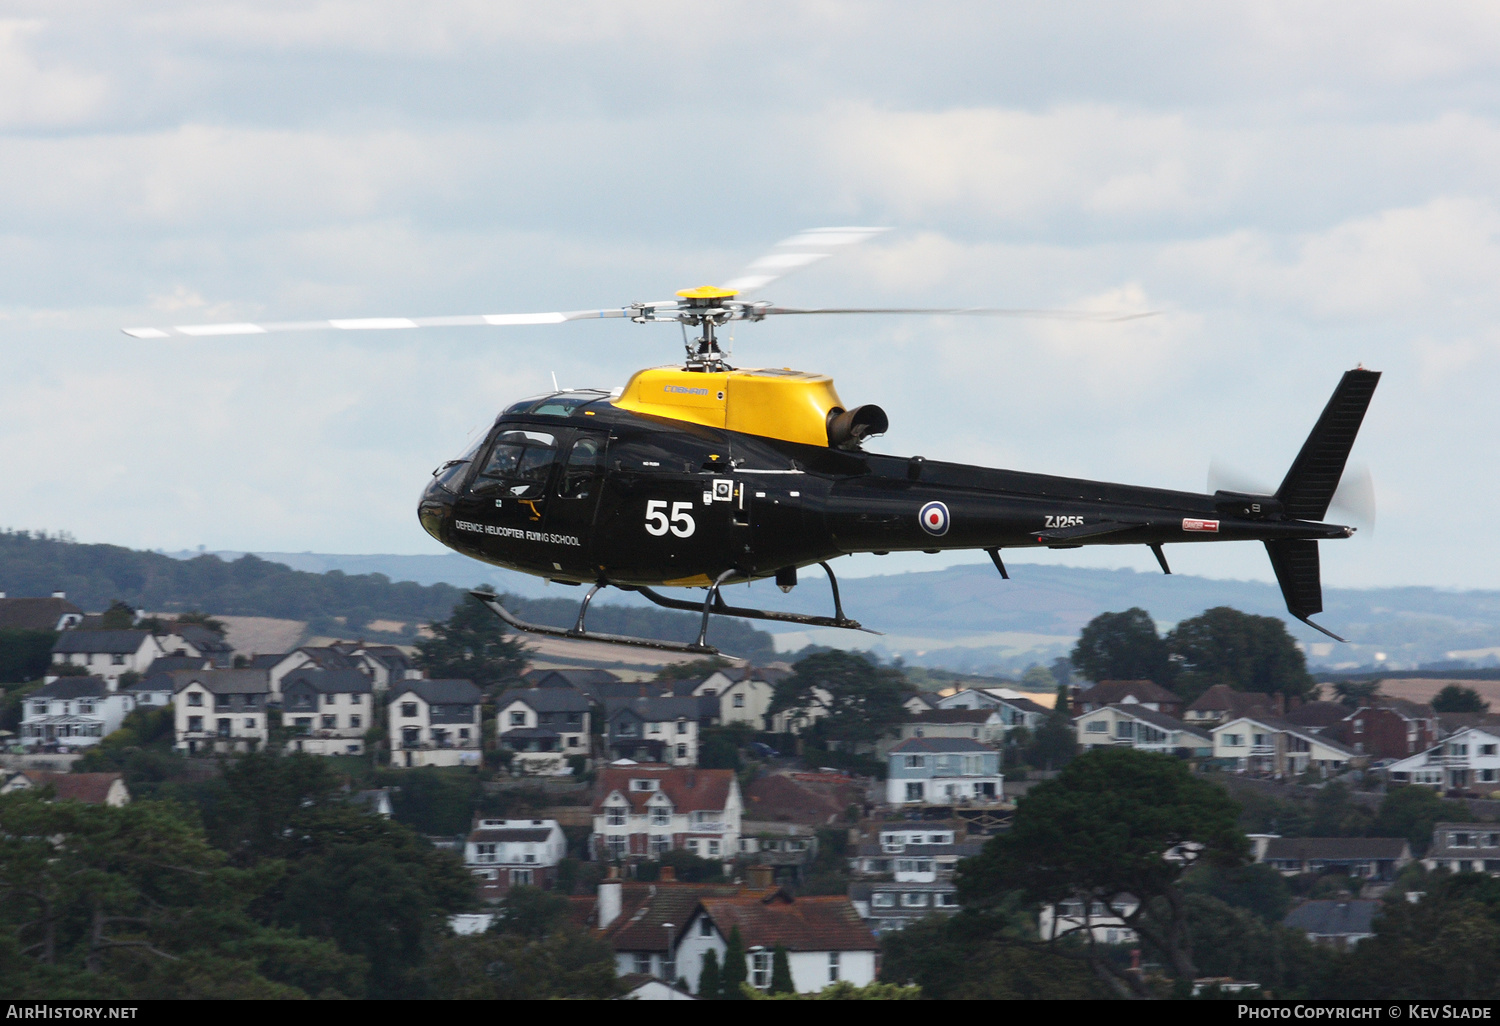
[612,365,848,447]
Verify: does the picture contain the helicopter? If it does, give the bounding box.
[125,228,1378,653]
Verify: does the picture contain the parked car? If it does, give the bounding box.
[746,741,780,759]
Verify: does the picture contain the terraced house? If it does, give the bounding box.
[388,679,482,767]
[172,670,271,754]
[591,765,742,862]
[281,668,373,757]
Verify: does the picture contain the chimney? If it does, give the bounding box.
[52,591,65,599]
[0,592,6,599]
[1272,693,1285,716]
[659,865,676,883]
[598,880,622,930]
[747,865,774,890]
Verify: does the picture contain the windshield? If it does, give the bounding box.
[429,434,487,493]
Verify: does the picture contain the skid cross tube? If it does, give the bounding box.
[630,561,879,635]
[470,589,718,655]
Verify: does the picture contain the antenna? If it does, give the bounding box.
[551,371,559,391]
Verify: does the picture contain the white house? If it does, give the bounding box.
[157,623,234,667]
[686,667,788,732]
[1039,896,1141,945]
[767,685,833,735]
[50,631,166,689]
[884,738,1003,805]
[172,669,272,754]
[465,818,567,896]
[388,679,482,767]
[1422,822,1500,874]
[1212,715,1360,778]
[675,891,879,994]
[19,677,134,749]
[889,709,1005,754]
[934,688,1049,733]
[592,765,742,861]
[1387,727,1500,792]
[605,696,701,766]
[1075,704,1213,757]
[281,668,373,756]
[0,594,84,632]
[497,688,591,775]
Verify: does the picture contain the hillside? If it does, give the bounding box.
[0,531,775,662]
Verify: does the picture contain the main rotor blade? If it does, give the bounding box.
[122,308,628,339]
[720,226,890,295]
[761,306,1158,321]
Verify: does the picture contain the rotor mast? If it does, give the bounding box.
[672,286,740,372]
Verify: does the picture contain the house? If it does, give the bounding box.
[142,655,213,677]
[584,878,748,983]
[50,631,166,688]
[848,880,960,934]
[351,645,421,689]
[742,772,870,827]
[1282,899,1380,949]
[1385,727,1500,792]
[901,692,939,716]
[465,818,567,898]
[1256,837,1412,880]
[848,822,983,881]
[1212,715,1360,777]
[1283,701,1351,734]
[892,709,1005,748]
[261,645,362,698]
[281,668,373,756]
[767,683,833,735]
[1183,684,1275,727]
[172,669,272,754]
[675,890,879,994]
[934,688,1049,732]
[618,975,696,1000]
[19,676,135,749]
[525,667,622,699]
[1422,823,1500,874]
[123,672,176,708]
[591,764,742,862]
[1074,680,1182,718]
[1075,704,1212,757]
[738,823,819,886]
[1331,699,1439,760]
[1,770,130,806]
[0,593,84,631]
[681,666,789,732]
[388,679,482,767]
[1039,896,1140,945]
[605,695,701,766]
[885,737,1003,805]
[158,623,234,667]
[496,688,591,775]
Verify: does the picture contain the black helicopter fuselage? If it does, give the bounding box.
[417,389,1352,592]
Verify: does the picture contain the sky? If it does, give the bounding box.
[4,2,1500,590]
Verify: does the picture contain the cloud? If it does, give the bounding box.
[0,20,107,128]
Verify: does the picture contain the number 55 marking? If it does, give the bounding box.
[645,499,696,538]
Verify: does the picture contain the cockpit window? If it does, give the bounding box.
[506,392,608,418]
[472,430,558,498]
[429,434,487,494]
[559,436,603,498]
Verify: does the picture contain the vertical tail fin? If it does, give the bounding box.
[1266,368,1379,642]
[1276,368,1381,521]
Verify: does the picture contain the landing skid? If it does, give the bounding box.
[470,560,878,656]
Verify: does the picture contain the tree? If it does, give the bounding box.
[698,947,721,998]
[0,628,58,683]
[1166,607,1313,701]
[1333,680,1381,708]
[424,921,620,999]
[958,747,1246,996]
[770,650,907,750]
[1070,608,1172,685]
[175,610,228,636]
[99,600,136,630]
[414,591,528,688]
[769,943,793,993]
[1432,684,1489,714]
[879,911,1105,999]
[1372,786,1471,855]
[1180,862,1292,923]
[720,925,748,998]
[1020,664,1055,690]
[655,656,732,682]
[1025,686,1077,771]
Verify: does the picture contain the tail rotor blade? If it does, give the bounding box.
[1207,458,1273,496]
[1329,463,1376,534]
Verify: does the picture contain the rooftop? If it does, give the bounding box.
[502,687,590,713]
[1282,899,1380,936]
[1262,837,1411,862]
[32,676,109,699]
[52,630,155,655]
[390,679,482,704]
[0,596,83,631]
[593,765,736,814]
[888,736,996,755]
[697,891,878,952]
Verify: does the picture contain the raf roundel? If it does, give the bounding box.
[918,500,950,537]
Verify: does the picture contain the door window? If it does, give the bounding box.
[471,430,558,498]
[559,435,602,498]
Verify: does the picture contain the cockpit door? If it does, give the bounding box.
[542,430,608,578]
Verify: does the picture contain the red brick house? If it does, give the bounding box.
[1331,698,1438,760]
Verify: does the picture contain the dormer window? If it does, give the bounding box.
[630,778,659,792]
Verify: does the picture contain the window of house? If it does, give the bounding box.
[459,728,470,740]
[606,806,626,826]
[1116,721,1135,740]
[700,917,714,937]
[630,779,659,791]
[111,653,125,665]
[352,694,362,705]
[1452,833,1473,847]
[1483,770,1497,783]
[650,834,670,855]
[650,806,670,827]
[188,692,203,707]
[216,718,231,736]
[828,952,840,983]
[634,952,652,975]
[188,716,203,732]
[912,726,924,737]
[350,715,361,729]
[1223,734,1242,747]
[905,782,924,801]
[676,744,687,760]
[935,892,958,907]
[708,840,721,857]
[647,721,661,734]
[79,701,94,715]
[903,755,925,769]
[322,715,336,729]
[294,717,312,729]
[676,719,687,734]
[324,693,337,707]
[751,952,771,989]
[733,694,745,708]
[401,703,417,718]
[510,711,526,726]
[872,892,895,908]
[686,839,700,855]
[901,892,929,907]
[1483,745,1498,756]
[31,702,47,716]
[244,718,256,730]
